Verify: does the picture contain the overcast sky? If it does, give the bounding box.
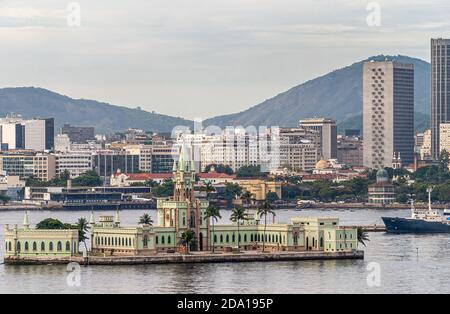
[1,0,450,120]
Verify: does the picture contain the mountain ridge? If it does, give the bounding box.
[204,55,430,129]
[0,87,193,133]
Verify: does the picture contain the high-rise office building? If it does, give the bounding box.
[298,118,337,160]
[363,61,415,169]
[431,39,450,160]
[0,117,54,151]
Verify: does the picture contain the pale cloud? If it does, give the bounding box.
[0,0,449,119]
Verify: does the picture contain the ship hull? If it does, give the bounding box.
[382,217,450,234]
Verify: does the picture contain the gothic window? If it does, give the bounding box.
[57,242,62,251]
[33,242,37,251]
[190,212,196,228]
[41,242,45,251]
[24,242,29,252]
[226,235,230,243]
[49,242,54,251]
[17,242,21,252]
[66,241,71,252]
[220,235,223,243]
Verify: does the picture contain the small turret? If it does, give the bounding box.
[23,211,30,230]
[114,209,121,226]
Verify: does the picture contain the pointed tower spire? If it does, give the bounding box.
[23,211,30,230]
[114,208,121,226]
[89,211,96,225]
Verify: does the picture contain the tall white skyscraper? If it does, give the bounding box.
[431,39,450,160]
[363,61,415,169]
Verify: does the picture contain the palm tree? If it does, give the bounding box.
[76,218,90,253]
[180,229,196,254]
[257,201,276,252]
[204,205,221,253]
[241,191,254,213]
[230,207,247,251]
[139,213,154,226]
[357,228,370,248]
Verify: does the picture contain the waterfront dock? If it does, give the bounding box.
[3,250,364,266]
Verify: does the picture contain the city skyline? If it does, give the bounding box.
[1,0,450,119]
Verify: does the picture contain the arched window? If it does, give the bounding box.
[190,212,196,228]
[143,236,148,248]
[8,242,11,252]
[250,234,254,242]
[168,236,171,244]
[24,242,29,251]
[183,216,186,226]
[66,241,71,252]
[57,241,62,252]
[244,234,247,242]
[156,236,159,245]
[220,235,223,243]
[49,242,54,251]
[226,235,230,243]
[239,234,242,242]
[17,242,21,252]
[41,242,45,251]
[232,234,235,242]
[33,242,37,251]
[162,236,165,244]
[214,235,218,243]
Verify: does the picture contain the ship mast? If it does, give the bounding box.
[427,187,433,212]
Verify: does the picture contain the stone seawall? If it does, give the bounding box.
[4,251,364,266]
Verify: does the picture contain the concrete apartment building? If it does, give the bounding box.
[61,124,95,144]
[278,128,321,172]
[298,118,337,160]
[337,135,364,167]
[54,152,93,178]
[363,60,415,169]
[431,39,450,160]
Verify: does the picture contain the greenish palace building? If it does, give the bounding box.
[4,212,79,259]
[90,148,358,256]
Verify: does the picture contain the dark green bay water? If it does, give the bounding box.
[1,209,449,294]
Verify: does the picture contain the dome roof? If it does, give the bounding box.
[376,169,389,182]
[315,159,329,170]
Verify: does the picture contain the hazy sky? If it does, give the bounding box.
[1,0,450,120]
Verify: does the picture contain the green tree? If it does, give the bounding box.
[204,205,221,253]
[180,229,197,254]
[230,206,247,251]
[36,218,70,230]
[204,164,234,175]
[139,213,154,225]
[357,228,370,248]
[76,218,90,252]
[257,201,276,252]
[224,183,242,208]
[204,182,216,200]
[0,194,11,205]
[266,192,279,203]
[152,179,174,197]
[236,165,266,178]
[72,171,103,187]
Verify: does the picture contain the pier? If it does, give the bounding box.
[3,250,364,266]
